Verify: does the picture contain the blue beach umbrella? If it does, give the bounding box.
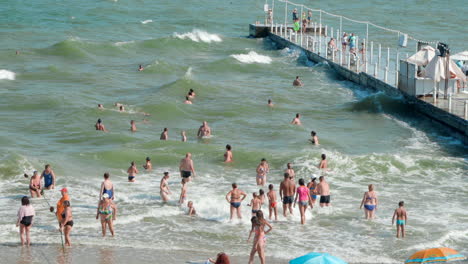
[290,252,348,264]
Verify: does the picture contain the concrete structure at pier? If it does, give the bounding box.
[249,24,468,144]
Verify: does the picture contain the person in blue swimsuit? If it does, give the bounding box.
[225,183,247,220]
[307,176,318,207]
[40,164,56,190]
[360,184,378,219]
[392,201,407,238]
[100,172,114,200]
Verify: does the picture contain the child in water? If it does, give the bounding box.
[187,201,196,216]
[392,201,407,238]
[267,184,278,221]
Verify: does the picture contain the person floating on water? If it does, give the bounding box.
[60,200,73,246]
[56,188,70,228]
[96,193,117,237]
[16,196,35,246]
[291,113,301,125]
[310,131,319,145]
[293,76,303,87]
[95,118,108,132]
[143,157,152,171]
[130,120,136,132]
[179,153,196,181]
[41,164,56,190]
[100,172,114,201]
[224,144,233,162]
[255,158,269,186]
[284,163,295,179]
[294,178,313,225]
[138,65,144,71]
[225,183,247,220]
[187,201,196,216]
[360,184,378,220]
[318,154,327,170]
[181,131,187,142]
[127,161,138,182]
[160,172,171,202]
[267,99,274,107]
[160,128,168,140]
[184,96,192,104]
[29,171,42,198]
[197,121,211,138]
[316,176,331,207]
[280,173,295,217]
[392,201,407,238]
[267,184,278,221]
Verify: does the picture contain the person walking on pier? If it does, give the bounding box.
[292,8,298,22]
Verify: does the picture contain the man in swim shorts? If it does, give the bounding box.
[179,153,196,181]
[225,183,247,220]
[316,176,331,207]
[197,121,211,138]
[280,173,296,217]
[392,201,407,238]
[41,164,56,190]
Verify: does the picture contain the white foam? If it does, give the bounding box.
[173,29,222,43]
[141,19,153,24]
[114,40,134,46]
[0,70,15,80]
[230,51,272,64]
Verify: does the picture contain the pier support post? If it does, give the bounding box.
[370,41,373,65]
[325,43,328,58]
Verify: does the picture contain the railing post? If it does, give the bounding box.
[339,16,342,37]
[332,43,335,62]
[300,4,303,47]
[319,10,322,55]
[374,63,378,77]
[384,66,388,83]
[370,41,374,65]
[448,94,452,113]
[387,47,390,70]
[284,1,287,36]
[395,52,399,86]
[306,36,309,49]
[464,100,468,119]
[433,82,437,104]
[325,41,328,58]
[325,25,328,37]
[347,51,351,69]
[339,44,342,65]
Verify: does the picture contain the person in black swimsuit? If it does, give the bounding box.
[60,200,73,246]
[16,196,35,246]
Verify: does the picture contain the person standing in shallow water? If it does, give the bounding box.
[392,201,407,238]
[143,157,152,171]
[316,176,330,207]
[127,161,138,182]
[225,183,247,220]
[318,154,327,170]
[29,171,42,198]
[294,178,313,225]
[179,153,196,181]
[280,173,295,217]
[293,76,303,86]
[248,211,272,264]
[267,99,274,107]
[130,120,136,132]
[160,128,168,140]
[256,158,269,186]
[16,196,35,246]
[181,131,187,142]
[100,172,114,200]
[284,163,295,179]
[224,144,233,162]
[96,193,117,237]
[95,118,108,132]
[360,184,378,219]
[197,121,211,138]
[291,113,301,125]
[310,131,319,145]
[41,164,56,190]
[60,200,73,247]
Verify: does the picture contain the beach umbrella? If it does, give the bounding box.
[451,51,468,61]
[405,247,466,264]
[425,55,466,82]
[290,252,348,264]
[407,46,436,66]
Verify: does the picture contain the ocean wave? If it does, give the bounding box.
[141,19,153,24]
[114,40,135,46]
[173,29,222,43]
[0,70,16,80]
[230,51,272,64]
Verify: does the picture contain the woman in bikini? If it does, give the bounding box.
[294,178,313,225]
[360,184,378,219]
[60,200,73,246]
[255,158,269,186]
[247,211,272,264]
[307,176,318,206]
[96,193,117,237]
[29,171,42,198]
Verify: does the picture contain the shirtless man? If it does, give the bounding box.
[316,176,330,207]
[392,201,407,238]
[279,173,296,217]
[248,193,262,216]
[29,171,42,198]
[179,153,196,181]
[197,121,211,138]
[127,161,138,182]
[327,37,337,53]
[224,144,233,162]
[267,99,274,107]
[160,172,171,202]
[267,184,278,221]
[318,154,328,170]
[225,183,247,220]
[284,163,295,179]
[293,76,303,87]
[143,157,152,171]
[95,119,108,132]
[291,113,301,125]
[183,96,192,104]
[130,120,137,132]
[160,128,168,140]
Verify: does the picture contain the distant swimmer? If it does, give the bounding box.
[130,120,137,132]
[316,176,330,207]
[96,193,117,237]
[98,104,104,109]
[307,176,318,206]
[293,76,303,86]
[160,172,171,202]
[179,153,196,181]
[29,171,42,198]
[318,154,328,170]
[225,183,247,220]
[360,184,378,220]
[143,157,152,170]
[267,99,274,107]
[187,201,196,216]
[284,163,295,179]
[392,201,407,238]
[16,50,20,55]
[60,200,73,246]
[119,105,125,112]
[100,172,114,201]
[188,89,196,98]
[248,192,262,216]
[224,144,233,162]
[294,178,313,224]
[16,196,35,246]
[310,131,319,145]
[179,179,187,205]
[95,119,108,132]
[291,113,301,125]
[181,131,187,142]
[280,173,296,217]
[160,128,168,140]
[256,158,269,186]
[56,188,70,228]
[127,161,138,182]
[41,164,56,190]
[184,96,192,104]
[267,184,278,221]
[114,102,123,108]
[138,65,144,71]
[197,121,211,138]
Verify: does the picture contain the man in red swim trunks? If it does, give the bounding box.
[267,184,278,221]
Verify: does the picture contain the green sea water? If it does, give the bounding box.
[0,0,467,263]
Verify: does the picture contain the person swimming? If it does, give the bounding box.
[310,131,319,145]
[184,96,192,104]
[95,119,108,132]
[138,65,144,71]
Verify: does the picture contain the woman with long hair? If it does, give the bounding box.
[248,211,273,264]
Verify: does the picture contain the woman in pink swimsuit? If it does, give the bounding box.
[294,178,313,224]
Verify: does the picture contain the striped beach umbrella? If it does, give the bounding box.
[406,248,466,264]
[290,252,347,264]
